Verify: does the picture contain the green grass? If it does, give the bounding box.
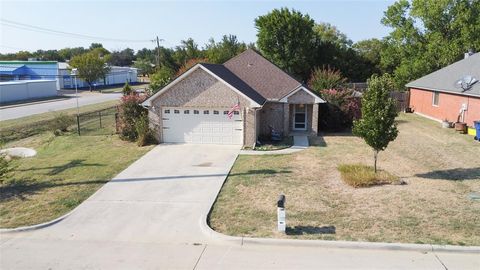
[254,136,293,151]
[210,113,480,245]
[0,132,153,228]
[0,100,118,143]
[337,164,401,187]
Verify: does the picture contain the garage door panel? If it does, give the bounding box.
[162,107,243,145]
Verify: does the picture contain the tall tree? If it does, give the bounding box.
[255,8,315,80]
[381,0,480,89]
[353,38,384,74]
[173,38,202,66]
[204,35,247,64]
[353,74,398,172]
[70,52,110,91]
[133,58,154,76]
[106,48,135,66]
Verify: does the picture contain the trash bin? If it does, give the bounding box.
[475,121,480,141]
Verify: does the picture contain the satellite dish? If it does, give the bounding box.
[455,75,478,91]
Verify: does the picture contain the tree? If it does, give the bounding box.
[204,35,247,64]
[353,74,398,172]
[308,66,348,92]
[149,66,175,94]
[173,38,202,66]
[133,58,154,76]
[353,38,384,73]
[381,0,480,89]
[255,8,315,80]
[175,58,209,76]
[70,52,110,91]
[106,48,135,66]
[122,82,133,95]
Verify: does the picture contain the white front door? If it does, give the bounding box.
[162,107,243,145]
[293,104,307,131]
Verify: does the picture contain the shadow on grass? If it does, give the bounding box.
[286,225,336,235]
[0,179,109,202]
[230,169,292,176]
[309,136,327,147]
[415,167,480,181]
[15,159,105,175]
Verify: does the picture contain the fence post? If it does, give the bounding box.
[99,111,102,128]
[76,115,81,136]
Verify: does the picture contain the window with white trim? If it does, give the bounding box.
[432,91,440,106]
[203,110,209,114]
[164,109,170,114]
[194,110,199,114]
[213,110,219,115]
[184,110,190,114]
[174,109,180,114]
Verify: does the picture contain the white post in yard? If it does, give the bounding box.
[277,194,286,232]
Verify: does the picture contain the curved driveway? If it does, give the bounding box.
[1,144,478,269]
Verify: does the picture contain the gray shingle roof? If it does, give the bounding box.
[406,53,480,97]
[200,63,266,105]
[224,49,302,100]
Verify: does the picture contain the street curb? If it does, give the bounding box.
[202,156,480,254]
[0,210,75,233]
[239,146,307,155]
[0,97,71,109]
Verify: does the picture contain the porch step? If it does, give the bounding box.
[293,135,309,148]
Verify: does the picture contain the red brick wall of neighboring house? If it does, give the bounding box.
[409,88,480,127]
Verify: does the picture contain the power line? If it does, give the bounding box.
[1,18,153,43]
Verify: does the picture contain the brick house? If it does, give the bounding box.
[406,52,480,127]
[142,49,325,147]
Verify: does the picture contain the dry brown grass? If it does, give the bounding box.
[209,113,480,245]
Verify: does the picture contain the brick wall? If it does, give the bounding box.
[409,88,480,126]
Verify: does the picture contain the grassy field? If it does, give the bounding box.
[209,113,480,245]
[0,101,118,143]
[0,133,153,228]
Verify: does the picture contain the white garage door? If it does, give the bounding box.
[162,107,243,145]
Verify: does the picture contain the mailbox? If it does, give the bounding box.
[277,194,286,232]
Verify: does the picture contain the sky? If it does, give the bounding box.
[0,0,395,54]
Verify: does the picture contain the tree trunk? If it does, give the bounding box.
[373,150,378,173]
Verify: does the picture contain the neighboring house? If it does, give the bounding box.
[58,62,138,89]
[406,52,480,127]
[142,49,325,147]
[0,61,59,89]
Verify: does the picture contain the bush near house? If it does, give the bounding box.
[117,94,156,145]
[318,89,361,131]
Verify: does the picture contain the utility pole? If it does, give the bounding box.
[156,36,162,70]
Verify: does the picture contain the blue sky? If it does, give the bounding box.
[0,0,395,53]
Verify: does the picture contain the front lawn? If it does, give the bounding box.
[0,132,153,228]
[209,113,480,245]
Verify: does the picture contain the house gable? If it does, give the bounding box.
[280,86,325,104]
[143,64,262,108]
[149,68,250,108]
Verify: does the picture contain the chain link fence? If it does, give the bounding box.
[76,107,118,136]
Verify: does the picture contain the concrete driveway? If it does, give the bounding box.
[1,144,479,269]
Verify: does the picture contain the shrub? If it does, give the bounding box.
[134,115,156,146]
[318,89,361,131]
[308,66,348,91]
[50,112,74,134]
[337,164,401,188]
[117,94,147,141]
[122,82,133,95]
[0,156,13,184]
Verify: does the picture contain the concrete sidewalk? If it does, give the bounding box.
[240,135,309,155]
[1,144,478,269]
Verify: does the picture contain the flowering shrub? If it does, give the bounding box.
[117,94,147,141]
[319,88,361,131]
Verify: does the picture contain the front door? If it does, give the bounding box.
[293,104,307,131]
